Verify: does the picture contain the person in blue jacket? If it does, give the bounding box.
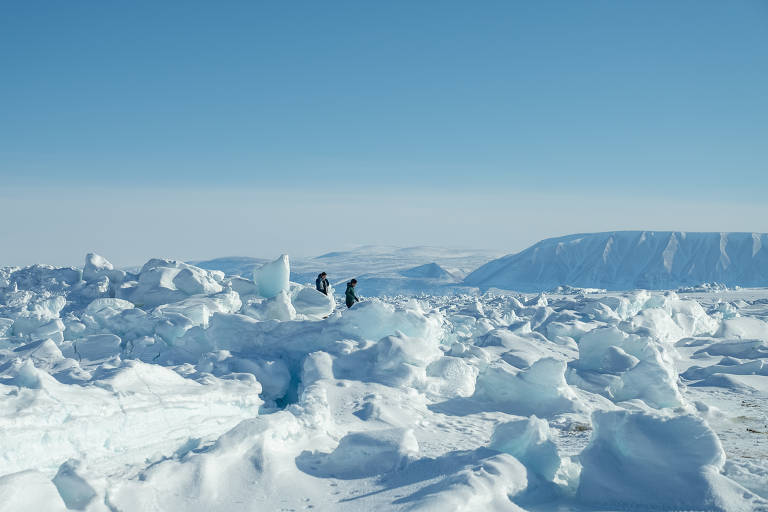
[315,272,329,295]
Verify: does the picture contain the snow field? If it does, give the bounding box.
[1,254,768,511]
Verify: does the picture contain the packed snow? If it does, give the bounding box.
[1,253,768,511]
[465,231,768,292]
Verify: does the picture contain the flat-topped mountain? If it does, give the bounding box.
[464,231,768,292]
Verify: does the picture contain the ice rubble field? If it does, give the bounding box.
[1,255,768,511]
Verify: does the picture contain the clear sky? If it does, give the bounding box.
[1,1,767,267]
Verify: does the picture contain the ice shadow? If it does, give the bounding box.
[428,395,578,419]
[296,446,498,498]
[344,447,547,507]
[427,397,495,417]
[376,447,498,490]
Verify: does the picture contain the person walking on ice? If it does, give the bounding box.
[345,279,360,308]
[316,272,329,295]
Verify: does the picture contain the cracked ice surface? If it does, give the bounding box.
[1,255,768,511]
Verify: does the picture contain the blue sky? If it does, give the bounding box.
[1,1,767,266]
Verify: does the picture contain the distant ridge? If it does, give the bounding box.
[400,262,460,281]
[464,231,768,292]
[191,256,268,276]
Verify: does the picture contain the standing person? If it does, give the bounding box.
[345,279,359,308]
[316,272,329,295]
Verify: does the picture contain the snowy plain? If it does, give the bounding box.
[193,245,500,297]
[1,245,768,511]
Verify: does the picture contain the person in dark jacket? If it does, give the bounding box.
[345,279,359,308]
[316,272,329,295]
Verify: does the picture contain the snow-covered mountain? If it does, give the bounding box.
[399,262,461,281]
[464,231,768,292]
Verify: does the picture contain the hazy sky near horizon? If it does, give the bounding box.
[2,1,767,266]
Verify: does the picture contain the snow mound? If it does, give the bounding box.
[578,410,760,511]
[473,358,586,416]
[401,454,528,512]
[0,358,262,476]
[83,252,125,285]
[490,416,562,482]
[303,428,419,479]
[290,285,335,319]
[118,258,223,306]
[716,316,768,340]
[572,326,683,408]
